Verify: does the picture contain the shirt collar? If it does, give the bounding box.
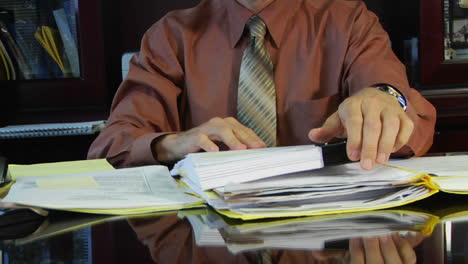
[225,0,303,48]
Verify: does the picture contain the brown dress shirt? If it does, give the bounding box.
[88,0,436,167]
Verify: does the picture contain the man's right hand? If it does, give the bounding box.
[153,117,266,164]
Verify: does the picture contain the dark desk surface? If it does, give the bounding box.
[1,193,468,264]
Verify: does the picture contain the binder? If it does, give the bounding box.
[0,121,106,139]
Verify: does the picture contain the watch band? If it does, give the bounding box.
[375,85,408,111]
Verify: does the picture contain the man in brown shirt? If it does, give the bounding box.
[88,0,436,170]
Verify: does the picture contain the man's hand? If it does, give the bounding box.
[349,233,424,264]
[308,88,414,170]
[154,117,266,164]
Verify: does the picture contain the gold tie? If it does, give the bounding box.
[237,16,277,147]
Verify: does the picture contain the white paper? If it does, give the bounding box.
[220,162,419,194]
[388,155,468,192]
[171,145,324,190]
[431,177,468,192]
[2,166,202,210]
[231,185,430,216]
[388,156,468,177]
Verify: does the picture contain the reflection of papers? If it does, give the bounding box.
[11,214,120,245]
[186,213,225,247]
[184,209,435,254]
[3,166,203,214]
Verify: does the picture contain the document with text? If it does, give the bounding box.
[2,166,203,214]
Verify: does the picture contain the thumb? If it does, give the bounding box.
[308,112,344,143]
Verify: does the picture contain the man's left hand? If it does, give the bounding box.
[308,87,414,170]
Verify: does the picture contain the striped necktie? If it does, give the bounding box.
[237,16,277,147]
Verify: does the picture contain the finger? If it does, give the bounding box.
[404,232,425,248]
[224,117,266,148]
[360,108,382,170]
[349,238,365,264]
[393,114,414,152]
[392,234,417,264]
[341,101,364,161]
[193,133,220,152]
[379,235,403,264]
[208,126,247,150]
[377,112,400,164]
[308,112,344,143]
[362,237,384,264]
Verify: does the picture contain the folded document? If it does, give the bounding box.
[2,166,203,214]
[171,146,468,220]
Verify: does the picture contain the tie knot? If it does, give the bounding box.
[246,16,267,39]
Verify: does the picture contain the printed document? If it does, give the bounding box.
[2,166,202,213]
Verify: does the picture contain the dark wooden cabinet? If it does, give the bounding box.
[0,0,109,126]
[417,0,468,153]
[425,94,468,153]
[0,0,109,163]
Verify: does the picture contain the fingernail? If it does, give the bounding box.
[377,153,387,164]
[350,151,360,161]
[362,159,373,170]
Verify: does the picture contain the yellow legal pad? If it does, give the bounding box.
[7,159,115,180]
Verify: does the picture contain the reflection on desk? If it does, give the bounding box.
[1,195,468,263]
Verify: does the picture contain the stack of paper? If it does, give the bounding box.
[2,165,203,215]
[3,152,468,220]
[183,209,435,254]
[171,146,436,220]
[172,145,325,191]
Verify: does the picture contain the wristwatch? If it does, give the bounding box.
[375,84,408,111]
